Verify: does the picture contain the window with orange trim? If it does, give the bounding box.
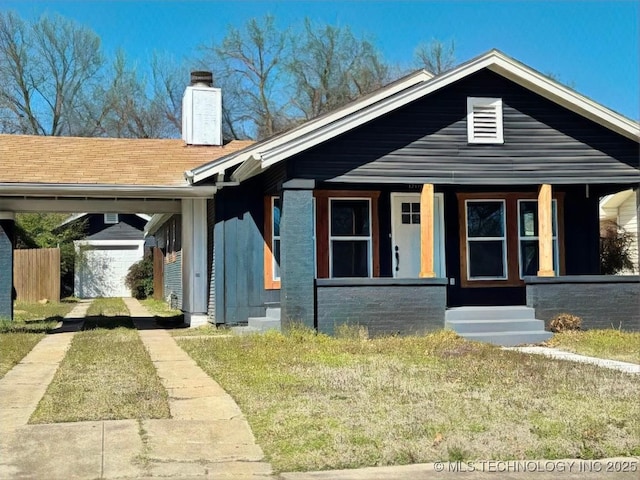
[264,196,281,290]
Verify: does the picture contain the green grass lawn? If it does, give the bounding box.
[140,298,182,317]
[30,315,170,423]
[177,328,640,473]
[0,301,74,379]
[546,329,640,364]
[86,297,129,317]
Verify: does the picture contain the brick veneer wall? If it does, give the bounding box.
[280,183,316,329]
[316,278,447,336]
[525,275,640,331]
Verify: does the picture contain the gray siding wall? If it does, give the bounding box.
[316,278,447,336]
[291,70,638,185]
[0,220,14,320]
[526,276,640,330]
[164,251,182,310]
[214,180,281,325]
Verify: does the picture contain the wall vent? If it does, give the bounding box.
[467,97,503,144]
[182,71,222,146]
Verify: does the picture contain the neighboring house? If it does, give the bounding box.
[599,190,639,274]
[144,49,639,343]
[69,213,150,298]
[146,214,183,308]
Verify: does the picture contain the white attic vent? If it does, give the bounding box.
[104,213,119,224]
[467,97,503,144]
[182,71,222,146]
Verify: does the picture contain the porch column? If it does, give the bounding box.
[537,184,555,276]
[280,179,316,330]
[419,184,436,278]
[0,213,15,321]
[181,198,209,327]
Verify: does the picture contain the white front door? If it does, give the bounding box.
[391,193,445,278]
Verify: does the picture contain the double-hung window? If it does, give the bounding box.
[518,200,559,277]
[329,198,372,277]
[465,200,507,280]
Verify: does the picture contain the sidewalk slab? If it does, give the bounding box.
[504,346,640,374]
[278,458,640,480]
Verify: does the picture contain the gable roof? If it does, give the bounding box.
[185,69,434,184]
[59,212,151,228]
[0,135,253,189]
[86,221,144,241]
[187,49,639,186]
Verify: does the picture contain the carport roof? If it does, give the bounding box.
[0,134,254,186]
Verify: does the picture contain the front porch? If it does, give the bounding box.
[273,181,639,343]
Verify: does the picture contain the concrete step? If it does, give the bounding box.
[265,307,281,319]
[459,330,553,347]
[230,325,260,336]
[445,306,536,321]
[248,317,281,332]
[445,318,546,334]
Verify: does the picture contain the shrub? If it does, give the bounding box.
[125,258,153,299]
[549,313,582,333]
[600,219,634,275]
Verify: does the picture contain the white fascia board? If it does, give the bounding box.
[0,183,217,198]
[599,189,635,209]
[230,154,262,182]
[487,54,639,141]
[259,51,639,169]
[144,213,173,236]
[188,70,434,184]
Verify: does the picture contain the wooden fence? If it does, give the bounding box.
[152,247,164,300]
[14,248,60,302]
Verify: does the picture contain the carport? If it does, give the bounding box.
[0,134,249,326]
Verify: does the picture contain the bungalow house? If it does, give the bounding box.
[1,50,638,345]
[146,49,639,344]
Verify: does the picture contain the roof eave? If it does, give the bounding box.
[0,183,217,199]
[187,70,435,184]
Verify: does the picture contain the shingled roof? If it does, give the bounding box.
[0,135,254,186]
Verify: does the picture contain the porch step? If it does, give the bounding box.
[248,316,281,332]
[445,306,536,321]
[446,318,545,334]
[445,306,552,347]
[460,331,553,347]
[265,307,281,319]
[230,325,261,336]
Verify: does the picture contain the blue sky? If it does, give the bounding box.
[4,1,639,120]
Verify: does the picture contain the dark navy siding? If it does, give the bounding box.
[290,70,638,185]
[214,177,280,325]
[0,220,14,320]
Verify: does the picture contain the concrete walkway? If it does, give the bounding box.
[504,346,640,374]
[0,298,271,479]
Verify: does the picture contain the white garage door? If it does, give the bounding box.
[75,243,144,298]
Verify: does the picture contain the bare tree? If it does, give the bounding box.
[414,39,456,74]
[0,12,105,136]
[199,15,291,140]
[287,19,389,120]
